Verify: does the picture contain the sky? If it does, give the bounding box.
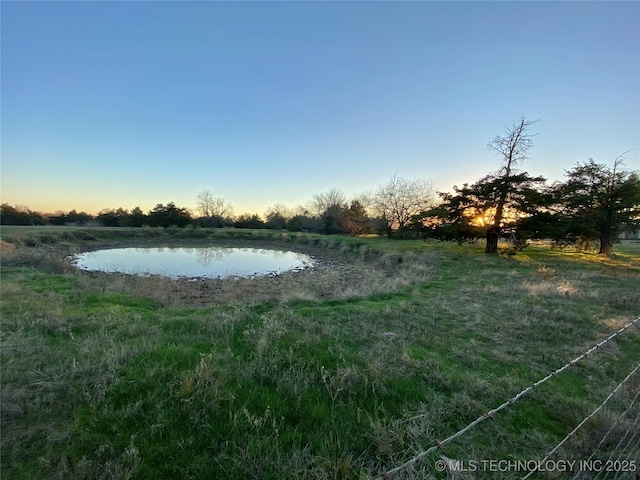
[1,1,639,216]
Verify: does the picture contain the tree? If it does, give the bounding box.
[345,199,370,236]
[147,202,192,228]
[264,203,291,230]
[310,189,349,234]
[97,208,131,227]
[196,190,233,227]
[129,206,146,227]
[310,189,347,217]
[64,209,94,226]
[97,209,120,227]
[287,212,318,232]
[555,155,640,256]
[372,174,435,237]
[483,116,539,253]
[235,213,265,229]
[320,203,349,234]
[415,117,546,251]
[420,173,547,248]
[0,204,44,225]
[48,211,68,226]
[412,204,484,243]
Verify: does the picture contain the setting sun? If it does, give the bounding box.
[474,216,486,226]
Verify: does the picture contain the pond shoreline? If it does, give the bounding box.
[71,245,318,280]
[3,232,435,306]
[66,238,357,306]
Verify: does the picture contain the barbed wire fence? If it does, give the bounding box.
[522,362,640,479]
[581,386,639,480]
[375,316,640,480]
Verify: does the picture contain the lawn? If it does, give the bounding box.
[1,226,639,479]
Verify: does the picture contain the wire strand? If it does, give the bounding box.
[376,316,640,480]
[572,388,640,480]
[523,362,640,480]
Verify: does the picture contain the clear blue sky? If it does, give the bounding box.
[2,1,638,216]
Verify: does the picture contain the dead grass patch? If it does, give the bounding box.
[1,239,16,253]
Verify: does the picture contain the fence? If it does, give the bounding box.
[376,316,640,479]
[524,363,639,479]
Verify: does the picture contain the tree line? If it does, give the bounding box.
[2,117,638,255]
[0,174,435,236]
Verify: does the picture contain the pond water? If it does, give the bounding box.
[72,247,316,279]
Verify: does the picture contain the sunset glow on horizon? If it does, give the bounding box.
[2,1,638,217]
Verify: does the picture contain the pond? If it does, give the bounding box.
[72,246,316,279]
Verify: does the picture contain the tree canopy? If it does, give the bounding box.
[554,157,640,255]
[417,117,546,252]
[418,172,547,247]
[0,204,45,226]
[147,203,192,228]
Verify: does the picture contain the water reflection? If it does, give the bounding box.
[72,247,315,279]
[195,246,233,265]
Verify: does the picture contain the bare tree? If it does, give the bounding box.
[196,190,233,226]
[264,202,292,220]
[307,188,348,234]
[196,190,214,218]
[309,188,347,217]
[351,192,373,211]
[488,116,538,174]
[372,174,435,236]
[485,116,539,253]
[264,203,292,230]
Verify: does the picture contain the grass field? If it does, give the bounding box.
[1,226,639,479]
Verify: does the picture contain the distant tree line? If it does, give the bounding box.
[2,117,638,255]
[0,178,434,238]
[0,204,47,226]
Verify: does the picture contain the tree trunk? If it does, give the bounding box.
[485,229,499,254]
[598,235,613,256]
[598,211,614,256]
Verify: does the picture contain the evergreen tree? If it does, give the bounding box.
[555,157,640,255]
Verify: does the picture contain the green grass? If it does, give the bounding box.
[1,227,639,479]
